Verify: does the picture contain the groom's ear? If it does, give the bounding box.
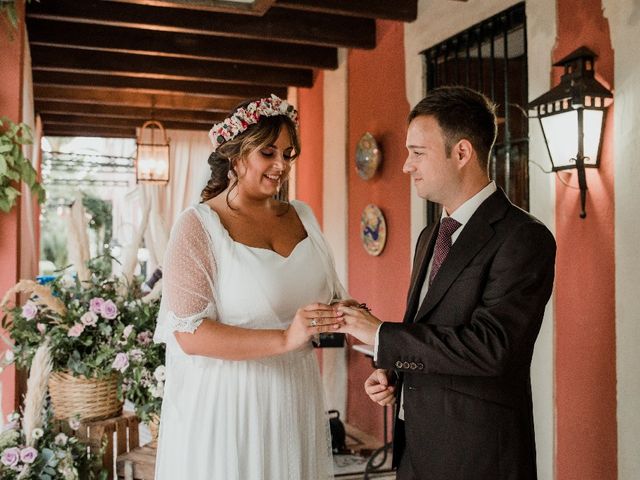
[452,139,474,169]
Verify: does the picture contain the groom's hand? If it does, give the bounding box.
[364,369,396,406]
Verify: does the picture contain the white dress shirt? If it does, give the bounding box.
[374,181,497,419]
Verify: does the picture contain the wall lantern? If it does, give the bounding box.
[136,120,170,184]
[528,46,612,218]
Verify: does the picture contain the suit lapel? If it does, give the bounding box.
[402,222,438,324]
[414,189,511,322]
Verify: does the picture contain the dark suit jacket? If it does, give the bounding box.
[377,189,556,480]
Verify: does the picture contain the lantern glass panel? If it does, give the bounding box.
[540,109,604,169]
[582,109,604,165]
[137,144,169,182]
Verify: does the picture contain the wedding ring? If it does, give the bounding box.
[358,303,371,312]
[310,319,318,327]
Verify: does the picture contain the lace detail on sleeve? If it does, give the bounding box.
[167,305,214,333]
[154,207,218,342]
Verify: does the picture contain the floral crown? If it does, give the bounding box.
[208,94,299,151]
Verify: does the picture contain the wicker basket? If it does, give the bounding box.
[48,371,123,422]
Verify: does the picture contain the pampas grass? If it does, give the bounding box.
[21,340,52,447]
[0,280,66,316]
[121,196,151,286]
[66,199,91,284]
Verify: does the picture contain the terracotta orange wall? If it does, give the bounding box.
[554,1,617,478]
[0,4,25,415]
[346,20,411,440]
[296,71,324,227]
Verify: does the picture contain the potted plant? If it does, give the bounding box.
[0,258,149,422]
[0,117,45,213]
[0,342,106,479]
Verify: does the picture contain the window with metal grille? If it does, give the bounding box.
[422,2,528,223]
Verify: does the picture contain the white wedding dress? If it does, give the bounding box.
[153,200,344,480]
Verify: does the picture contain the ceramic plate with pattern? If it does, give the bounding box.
[360,204,387,256]
[355,132,381,180]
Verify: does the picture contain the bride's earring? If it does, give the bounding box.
[227,170,234,180]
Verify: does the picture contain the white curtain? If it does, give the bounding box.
[161,129,212,226]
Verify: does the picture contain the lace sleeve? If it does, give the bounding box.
[155,208,217,340]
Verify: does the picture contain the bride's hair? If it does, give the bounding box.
[200,100,300,206]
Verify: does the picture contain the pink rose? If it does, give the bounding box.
[80,311,98,327]
[100,300,118,320]
[89,297,104,314]
[21,301,38,320]
[19,447,37,464]
[67,323,84,338]
[36,323,46,334]
[1,447,19,467]
[137,331,153,345]
[112,352,129,373]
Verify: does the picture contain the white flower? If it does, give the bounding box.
[4,350,14,363]
[153,365,166,382]
[130,349,144,362]
[54,433,68,446]
[150,381,164,398]
[122,324,134,339]
[60,274,75,288]
[31,428,44,439]
[80,311,98,327]
[68,417,81,431]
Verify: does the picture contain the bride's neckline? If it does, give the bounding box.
[199,202,309,259]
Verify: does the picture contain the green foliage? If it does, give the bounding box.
[0,117,45,213]
[0,0,18,30]
[120,297,165,423]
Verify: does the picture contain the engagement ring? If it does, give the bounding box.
[310,319,318,327]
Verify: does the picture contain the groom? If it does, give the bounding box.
[338,86,556,479]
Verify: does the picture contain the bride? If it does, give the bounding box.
[153,95,348,479]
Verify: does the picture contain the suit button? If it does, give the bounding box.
[402,361,410,369]
[417,362,424,370]
[395,361,403,369]
[409,362,417,370]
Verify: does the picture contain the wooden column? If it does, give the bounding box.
[0,1,26,416]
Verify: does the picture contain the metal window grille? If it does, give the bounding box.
[422,2,528,223]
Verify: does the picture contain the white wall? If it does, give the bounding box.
[405,1,556,477]
[525,1,557,478]
[321,49,349,417]
[602,1,640,478]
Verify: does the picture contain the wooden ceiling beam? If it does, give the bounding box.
[27,18,338,70]
[107,0,276,16]
[42,125,137,139]
[42,114,209,132]
[35,101,226,124]
[27,0,376,49]
[31,46,313,87]
[33,71,288,100]
[34,85,242,112]
[275,0,417,22]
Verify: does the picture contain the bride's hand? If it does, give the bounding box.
[283,303,343,351]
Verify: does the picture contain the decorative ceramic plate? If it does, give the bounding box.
[360,204,387,256]
[355,132,381,180]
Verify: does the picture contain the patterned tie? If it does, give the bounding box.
[428,217,462,286]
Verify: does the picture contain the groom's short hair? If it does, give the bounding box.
[409,86,497,171]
